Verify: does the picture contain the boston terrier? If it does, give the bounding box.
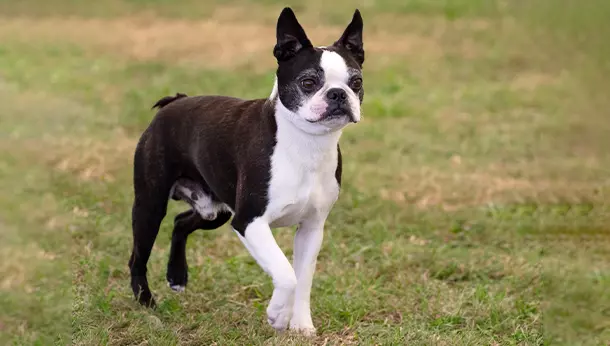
[128,7,364,336]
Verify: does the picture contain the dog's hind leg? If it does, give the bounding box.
[129,195,168,307]
[128,138,172,308]
[166,209,232,291]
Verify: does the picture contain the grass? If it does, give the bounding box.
[0,0,609,344]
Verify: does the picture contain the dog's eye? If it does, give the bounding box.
[300,78,316,91]
[349,78,363,91]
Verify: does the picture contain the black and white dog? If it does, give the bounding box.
[128,7,364,336]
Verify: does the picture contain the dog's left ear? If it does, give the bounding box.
[334,9,364,66]
[274,7,313,62]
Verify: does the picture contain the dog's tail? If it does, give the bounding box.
[151,93,188,110]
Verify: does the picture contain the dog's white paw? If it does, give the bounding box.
[168,282,185,292]
[266,289,294,331]
[289,325,317,337]
[289,312,316,337]
[267,303,293,331]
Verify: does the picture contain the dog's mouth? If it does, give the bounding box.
[329,107,347,117]
[308,106,357,123]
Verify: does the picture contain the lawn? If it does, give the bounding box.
[0,0,609,345]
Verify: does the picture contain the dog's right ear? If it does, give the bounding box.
[273,7,313,62]
[334,9,364,66]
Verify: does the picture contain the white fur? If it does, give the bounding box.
[269,77,278,100]
[320,50,349,85]
[268,109,340,333]
[289,217,325,336]
[235,50,357,335]
[265,109,341,228]
[234,89,342,333]
[234,220,297,331]
[168,283,185,292]
[172,184,226,220]
[246,99,342,333]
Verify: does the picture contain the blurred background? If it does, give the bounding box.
[1,0,608,344]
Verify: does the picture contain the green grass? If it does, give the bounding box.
[0,0,609,345]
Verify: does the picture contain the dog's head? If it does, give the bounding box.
[270,7,364,134]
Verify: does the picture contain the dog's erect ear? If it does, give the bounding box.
[334,9,364,66]
[273,7,313,62]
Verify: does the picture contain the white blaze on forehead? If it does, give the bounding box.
[320,51,349,85]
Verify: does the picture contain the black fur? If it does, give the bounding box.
[335,145,342,186]
[334,10,365,66]
[151,93,188,109]
[129,96,277,307]
[166,209,232,289]
[273,8,313,62]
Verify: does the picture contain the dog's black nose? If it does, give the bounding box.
[326,88,347,102]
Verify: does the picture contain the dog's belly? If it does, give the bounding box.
[170,178,230,219]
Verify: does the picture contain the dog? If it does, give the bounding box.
[128,7,364,336]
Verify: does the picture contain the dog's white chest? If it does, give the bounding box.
[265,116,341,228]
[267,162,338,228]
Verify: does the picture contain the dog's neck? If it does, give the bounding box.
[272,100,342,168]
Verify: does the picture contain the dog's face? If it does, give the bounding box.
[271,8,365,134]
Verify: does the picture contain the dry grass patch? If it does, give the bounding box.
[50,131,136,182]
[377,166,608,210]
[0,14,484,69]
[509,71,562,91]
[0,244,58,291]
[1,131,136,183]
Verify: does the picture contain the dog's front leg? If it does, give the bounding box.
[289,216,325,337]
[233,217,296,332]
